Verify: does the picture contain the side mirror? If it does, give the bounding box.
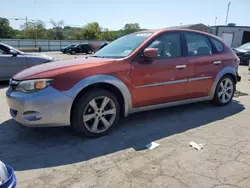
[143,48,158,59]
[10,49,18,56]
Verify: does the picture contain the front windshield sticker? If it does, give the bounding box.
[136,33,152,37]
[122,50,133,55]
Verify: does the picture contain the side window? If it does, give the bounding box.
[0,49,5,54]
[147,33,181,58]
[210,38,224,53]
[185,33,212,56]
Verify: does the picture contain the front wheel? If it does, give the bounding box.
[71,89,120,138]
[212,75,235,106]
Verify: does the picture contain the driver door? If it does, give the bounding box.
[131,32,192,108]
[0,44,28,79]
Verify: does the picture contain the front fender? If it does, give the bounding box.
[63,75,132,117]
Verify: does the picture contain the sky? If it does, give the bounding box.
[0,0,249,30]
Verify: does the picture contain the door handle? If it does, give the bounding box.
[213,61,221,65]
[175,65,187,69]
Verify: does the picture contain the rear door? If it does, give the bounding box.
[0,44,28,79]
[131,32,193,108]
[183,32,222,98]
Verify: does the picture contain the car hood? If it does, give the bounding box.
[13,57,118,80]
[233,48,250,53]
[24,53,54,59]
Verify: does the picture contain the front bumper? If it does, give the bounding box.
[6,86,73,127]
[237,55,250,63]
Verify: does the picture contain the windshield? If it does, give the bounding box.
[94,32,153,58]
[1,43,24,54]
[67,44,75,48]
[238,42,250,50]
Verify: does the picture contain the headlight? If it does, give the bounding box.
[15,79,53,93]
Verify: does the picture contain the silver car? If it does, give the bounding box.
[0,43,55,81]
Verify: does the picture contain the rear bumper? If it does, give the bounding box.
[6,86,73,127]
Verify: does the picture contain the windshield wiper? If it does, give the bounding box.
[90,55,105,58]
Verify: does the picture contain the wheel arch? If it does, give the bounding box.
[64,75,132,120]
[209,66,237,97]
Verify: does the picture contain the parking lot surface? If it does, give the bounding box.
[0,52,250,188]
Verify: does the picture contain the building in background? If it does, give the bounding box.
[211,25,250,48]
[169,23,211,33]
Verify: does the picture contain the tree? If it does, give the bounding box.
[82,22,102,40]
[20,20,46,39]
[14,29,25,39]
[99,29,116,41]
[49,19,64,40]
[0,17,14,38]
[123,23,141,35]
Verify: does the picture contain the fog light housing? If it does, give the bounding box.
[23,111,42,121]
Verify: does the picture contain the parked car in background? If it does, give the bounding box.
[68,43,94,55]
[0,43,55,81]
[61,44,76,54]
[233,42,250,65]
[98,42,109,50]
[6,29,241,138]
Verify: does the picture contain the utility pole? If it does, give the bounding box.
[215,16,217,26]
[225,2,231,25]
[25,16,28,29]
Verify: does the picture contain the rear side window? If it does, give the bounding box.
[210,38,224,52]
[185,33,212,56]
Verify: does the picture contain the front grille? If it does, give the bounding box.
[9,79,20,90]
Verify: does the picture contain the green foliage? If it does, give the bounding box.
[0,17,14,38]
[123,23,141,34]
[0,17,142,41]
[20,20,47,39]
[49,19,65,40]
[99,29,116,41]
[82,22,102,40]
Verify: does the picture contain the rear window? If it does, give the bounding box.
[210,38,224,53]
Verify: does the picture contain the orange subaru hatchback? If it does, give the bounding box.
[6,28,241,137]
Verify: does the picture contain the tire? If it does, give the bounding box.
[71,50,76,55]
[71,89,120,138]
[212,75,236,106]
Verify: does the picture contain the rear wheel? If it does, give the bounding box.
[72,89,120,138]
[212,75,235,106]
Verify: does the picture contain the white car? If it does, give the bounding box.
[0,43,55,81]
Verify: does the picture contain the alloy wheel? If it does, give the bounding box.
[83,96,117,133]
[218,77,234,104]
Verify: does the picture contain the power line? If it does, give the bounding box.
[6,17,50,23]
[6,17,84,28]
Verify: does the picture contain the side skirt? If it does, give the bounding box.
[129,96,213,115]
